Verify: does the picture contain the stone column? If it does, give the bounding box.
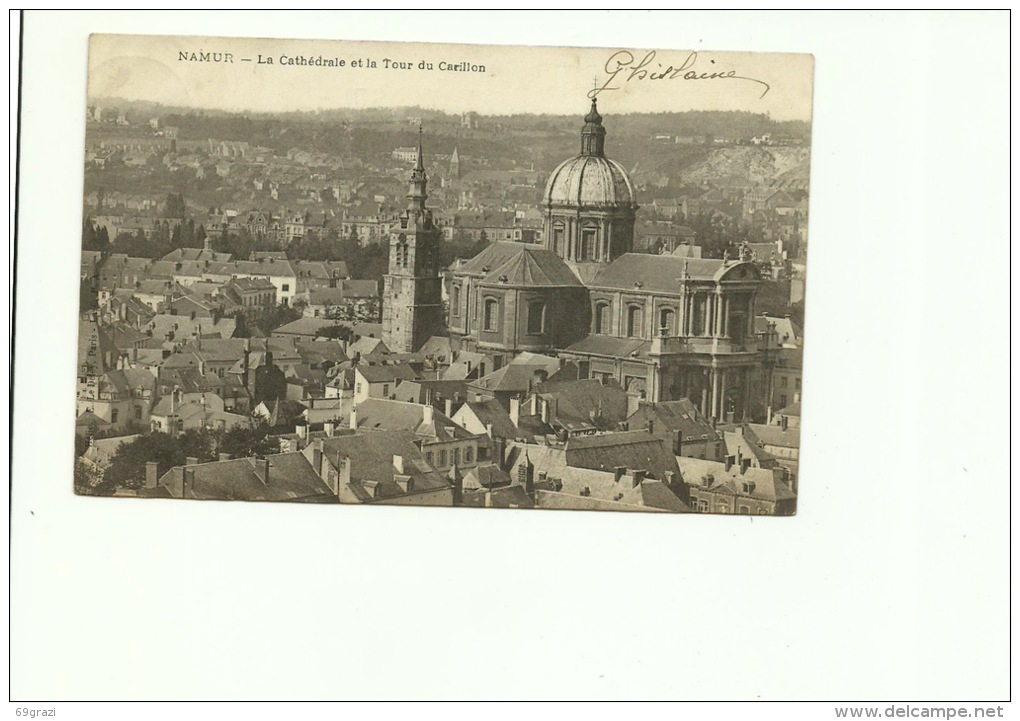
[714,289,725,337]
[742,366,752,421]
[711,366,722,421]
[700,368,709,417]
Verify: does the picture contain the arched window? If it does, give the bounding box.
[581,226,597,261]
[659,308,675,335]
[593,301,611,334]
[626,305,644,338]
[527,300,546,335]
[483,298,499,332]
[552,223,565,254]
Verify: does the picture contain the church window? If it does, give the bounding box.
[582,227,598,260]
[552,224,565,254]
[626,305,644,338]
[527,300,546,335]
[451,285,460,317]
[659,308,675,335]
[594,301,611,334]
[483,298,499,332]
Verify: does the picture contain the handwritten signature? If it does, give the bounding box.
[592,50,771,100]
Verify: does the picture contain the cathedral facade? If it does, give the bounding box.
[385,100,772,422]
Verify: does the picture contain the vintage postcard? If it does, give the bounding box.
[75,33,811,514]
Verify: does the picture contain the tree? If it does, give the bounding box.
[79,278,98,312]
[217,419,278,460]
[104,430,215,490]
[74,458,112,496]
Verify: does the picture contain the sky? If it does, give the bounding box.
[87,33,814,121]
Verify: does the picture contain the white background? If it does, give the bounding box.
[8,10,1011,705]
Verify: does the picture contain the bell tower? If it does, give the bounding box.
[382,127,445,353]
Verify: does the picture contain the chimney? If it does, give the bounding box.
[630,469,646,488]
[509,396,521,427]
[672,429,683,456]
[254,458,270,485]
[218,452,231,462]
[725,455,734,472]
[145,461,158,489]
[336,453,351,489]
[445,397,453,418]
[492,436,508,470]
[422,405,434,426]
[541,396,557,427]
[185,456,198,466]
[324,421,335,437]
[182,467,195,497]
[393,454,404,474]
[781,415,789,431]
[312,439,323,475]
[296,424,307,440]
[349,407,358,430]
[613,466,626,483]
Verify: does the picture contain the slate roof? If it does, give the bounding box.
[470,363,553,394]
[535,490,667,513]
[352,399,474,442]
[590,253,728,291]
[272,317,339,337]
[75,410,110,430]
[627,399,722,444]
[454,241,531,276]
[745,423,800,449]
[531,378,630,432]
[561,335,650,359]
[478,246,582,287]
[355,363,417,384]
[776,401,801,417]
[461,464,513,492]
[458,399,527,441]
[678,457,796,503]
[461,484,535,508]
[348,336,388,356]
[293,341,349,367]
[564,430,681,481]
[159,453,339,503]
[306,429,450,503]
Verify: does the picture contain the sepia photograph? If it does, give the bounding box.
[11,9,1009,710]
[75,34,812,514]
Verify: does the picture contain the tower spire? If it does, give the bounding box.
[407,124,428,209]
[580,97,606,157]
[415,123,425,172]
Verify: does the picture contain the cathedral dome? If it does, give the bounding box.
[543,97,636,209]
[543,154,636,208]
